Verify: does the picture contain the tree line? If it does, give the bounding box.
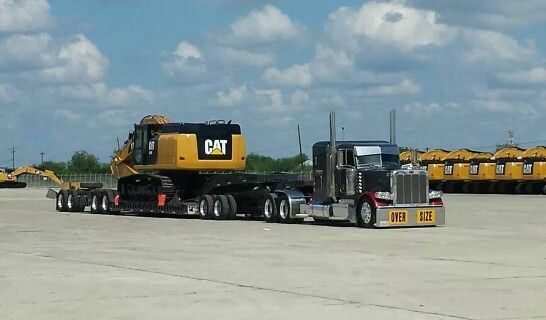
[38,151,312,174]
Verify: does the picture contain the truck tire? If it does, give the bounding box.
[212,195,230,220]
[277,196,303,224]
[90,192,100,214]
[226,194,237,219]
[263,193,278,223]
[198,195,214,219]
[100,192,111,214]
[56,190,67,212]
[66,190,79,212]
[357,198,375,228]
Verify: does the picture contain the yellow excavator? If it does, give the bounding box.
[0,166,63,188]
[441,149,489,193]
[420,149,450,190]
[467,152,495,193]
[520,146,546,194]
[491,146,525,193]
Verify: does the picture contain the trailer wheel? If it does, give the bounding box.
[56,190,67,212]
[198,195,214,219]
[90,192,100,214]
[212,195,230,220]
[263,193,278,223]
[357,198,375,228]
[226,195,237,219]
[101,192,111,214]
[67,190,79,212]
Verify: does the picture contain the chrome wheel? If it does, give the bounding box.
[213,199,223,218]
[279,199,289,220]
[91,194,98,212]
[199,199,208,217]
[57,193,64,210]
[67,193,74,210]
[361,201,372,225]
[101,194,109,212]
[264,198,274,219]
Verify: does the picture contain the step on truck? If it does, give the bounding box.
[49,112,445,228]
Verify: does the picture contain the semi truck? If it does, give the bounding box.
[49,112,445,228]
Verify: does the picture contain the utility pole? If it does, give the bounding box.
[297,125,304,172]
[40,152,46,165]
[11,146,15,169]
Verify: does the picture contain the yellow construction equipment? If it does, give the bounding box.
[467,152,495,193]
[399,150,423,165]
[491,146,525,193]
[419,149,450,190]
[442,149,490,193]
[0,166,63,188]
[520,146,546,194]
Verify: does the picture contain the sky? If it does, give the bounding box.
[1,0,545,166]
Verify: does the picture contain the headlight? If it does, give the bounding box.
[375,191,393,200]
[429,190,443,199]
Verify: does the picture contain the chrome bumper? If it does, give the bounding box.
[375,206,445,228]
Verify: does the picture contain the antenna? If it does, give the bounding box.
[389,109,397,145]
[11,146,15,169]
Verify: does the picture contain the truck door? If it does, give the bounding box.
[313,145,327,202]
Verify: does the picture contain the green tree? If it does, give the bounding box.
[67,151,109,174]
[246,153,311,172]
[39,161,68,174]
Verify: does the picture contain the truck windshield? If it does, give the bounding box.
[356,154,400,169]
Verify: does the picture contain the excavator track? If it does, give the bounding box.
[118,174,176,202]
[0,181,27,188]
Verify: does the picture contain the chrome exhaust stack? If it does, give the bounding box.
[327,111,337,201]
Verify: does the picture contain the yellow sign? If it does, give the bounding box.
[416,209,436,224]
[388,210,408,225]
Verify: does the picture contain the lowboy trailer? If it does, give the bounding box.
[49,112,445,228]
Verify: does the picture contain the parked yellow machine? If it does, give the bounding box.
[419,149,450,190]
[520,146,546,194]
[491,147,525,193]
[399,150,423,165]
[442,149,491,193]
[0,166,63,188]
[467,152,495,193]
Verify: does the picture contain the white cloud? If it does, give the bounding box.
[39,34,109,83]
[229,5,300,44]
[0,33,56,71]
[218,47,274,67]
[60,83,153,107]
[0,83,22,103]
[0,0,52,33]
[106,85,153,107]
[290,89,309,106]
[462,29,535,64]
[263,64,313,87]
[254,88,284,108]
[54,109,82,123]
[365,79,421,96]
[326,1,456,51]
[163,41,207,76]
[216,84,247,106]
[497,67,546,85]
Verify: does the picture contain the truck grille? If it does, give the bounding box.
[393,170,427,205]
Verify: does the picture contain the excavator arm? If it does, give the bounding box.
[0,166,63,188]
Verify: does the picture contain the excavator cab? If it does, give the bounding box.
[132,124,161,165]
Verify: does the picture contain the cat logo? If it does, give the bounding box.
[204,139,228,155]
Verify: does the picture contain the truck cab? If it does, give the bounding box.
[297,140,445,228]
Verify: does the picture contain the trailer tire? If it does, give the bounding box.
[198,195,214,219]
[212,195,230,220]
[226,195,237,219]
[90,192,100,214]
[488,183,497,194]
[462,183,471,193]
[357,198,375,229]
[263,193,278,223]
[67,190,79,212]
[56,190,67,212]
[515,182,524,194]
[100,192,111,214]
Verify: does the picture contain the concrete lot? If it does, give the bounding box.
[0,189,545,320]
